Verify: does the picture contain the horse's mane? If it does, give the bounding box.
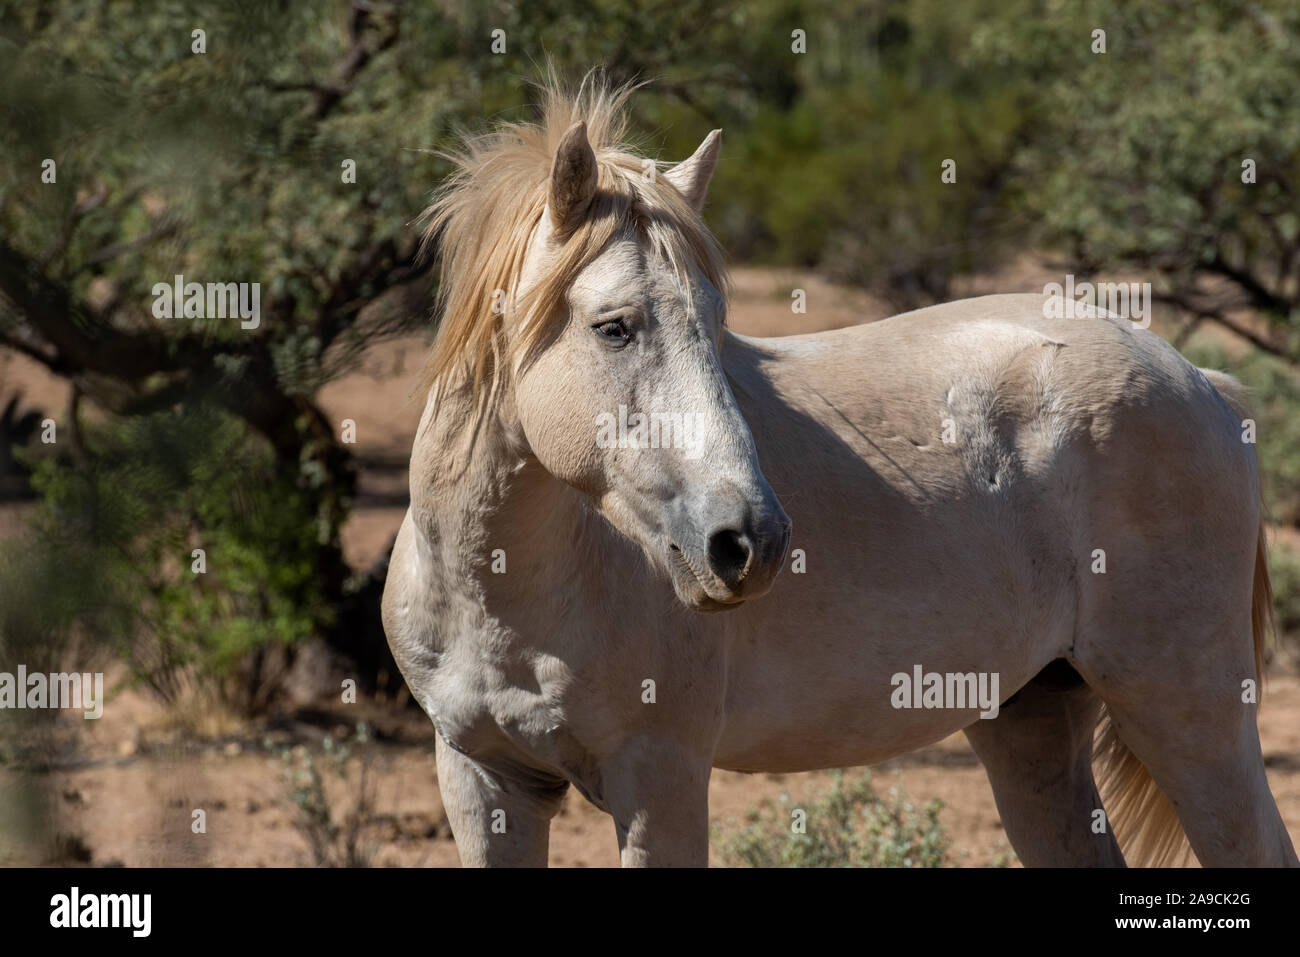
[417,71,729,410]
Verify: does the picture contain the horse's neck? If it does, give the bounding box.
[408,381,628,626]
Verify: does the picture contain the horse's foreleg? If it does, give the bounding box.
[435,735,566,867]
[600,737,712,867]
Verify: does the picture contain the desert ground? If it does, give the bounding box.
[2,263,1297,867]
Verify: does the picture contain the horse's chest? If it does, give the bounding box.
[422,647,566,767]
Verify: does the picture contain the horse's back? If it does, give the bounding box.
[732,293,1246,485]
[734,291,1257,567]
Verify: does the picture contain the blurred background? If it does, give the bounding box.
[1,0,1298,867]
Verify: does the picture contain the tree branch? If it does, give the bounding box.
[1154,291,1291,360]
[0,238,210,380]
[1207,252,1295,319]
[70,219,181,277]
[299,1,399,122]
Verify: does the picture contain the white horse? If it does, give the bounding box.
[382,77,1298,867]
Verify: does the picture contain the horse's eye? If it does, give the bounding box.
[593,318,632,343]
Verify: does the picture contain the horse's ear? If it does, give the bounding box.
[664,129,721,213]
[548,120,598,235]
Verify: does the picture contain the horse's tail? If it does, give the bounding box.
[1093,367,1272,867]
[1093,714,1191,866]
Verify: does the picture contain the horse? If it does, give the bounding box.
[381,76,1299,867]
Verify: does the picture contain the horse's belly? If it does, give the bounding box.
[713,645,1043,772]
[714,705,977,771]
[713,567,1067,771]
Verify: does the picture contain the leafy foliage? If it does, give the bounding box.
[14,403,333,708]
[1013,1,1300,341]
[712,771,949,867]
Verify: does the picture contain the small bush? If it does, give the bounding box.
[711,771,949,868]
[5,402,337,714]
[269,722,377,868]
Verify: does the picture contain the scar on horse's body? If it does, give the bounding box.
[382,75,1298,868]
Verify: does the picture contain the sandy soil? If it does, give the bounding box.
[5,667,1298,867]
[2,262,1298,867]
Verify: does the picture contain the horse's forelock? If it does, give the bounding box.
[416,74,729,414]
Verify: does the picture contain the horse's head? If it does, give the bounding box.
[423,79,790,611]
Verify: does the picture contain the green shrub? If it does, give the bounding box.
[711,771,949,868]
[4,402,336,711]
[269,723,377,868]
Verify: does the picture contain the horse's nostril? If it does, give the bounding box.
[707,527,753,587]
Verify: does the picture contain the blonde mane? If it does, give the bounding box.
[417,73,729,410]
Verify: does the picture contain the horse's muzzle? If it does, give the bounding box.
[670,500,791,610]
